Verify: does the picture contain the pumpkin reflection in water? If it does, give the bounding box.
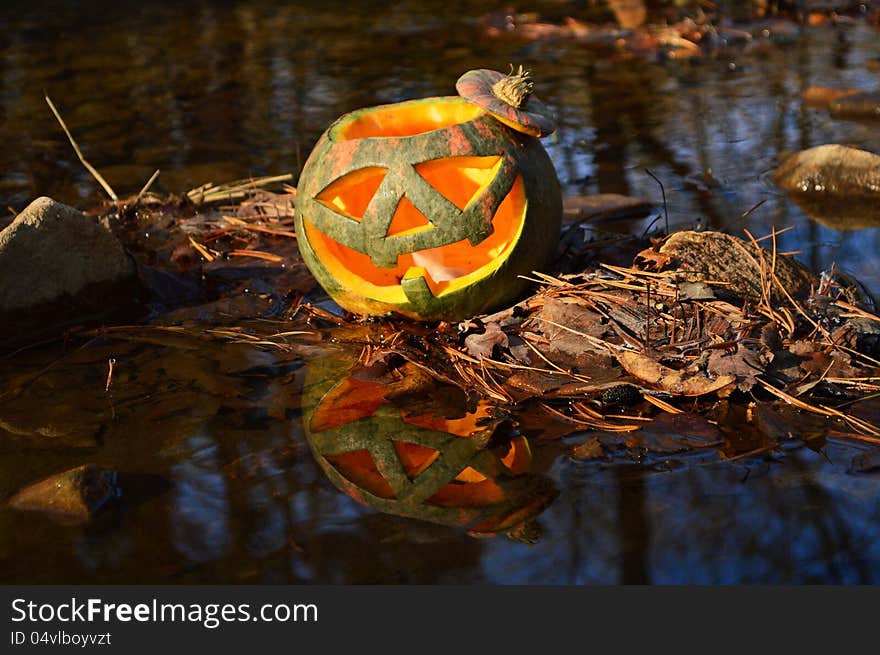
[295,95,562,321]
[301,359,557,537]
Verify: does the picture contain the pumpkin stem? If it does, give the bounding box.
[491,64,534,109]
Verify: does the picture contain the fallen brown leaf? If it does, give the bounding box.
[617,350,736,396]
[571,437,604,460]
[464,322,509,359]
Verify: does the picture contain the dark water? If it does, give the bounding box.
[2,1,880,584]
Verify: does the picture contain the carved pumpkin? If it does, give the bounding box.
[295,76,562,321]
[301,358,557,536]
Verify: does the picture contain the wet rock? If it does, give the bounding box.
[773,144,880,229]
[635,230,818,304]
[0,197,135,311]
[0,197,139,343]
[774,144,880,195]
[8,464,120,525]
[829,91,880,121]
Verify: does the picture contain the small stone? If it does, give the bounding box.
[774,145,880,196]
[8,464,120,525]
[773,144,880,229]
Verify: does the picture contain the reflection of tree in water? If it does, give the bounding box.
[477,462,621,584]
[475,444,880,584]
[643,448,880,583]
[583,59,730,229]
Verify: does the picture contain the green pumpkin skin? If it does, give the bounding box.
[295,96,562,322]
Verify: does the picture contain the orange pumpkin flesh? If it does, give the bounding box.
[295,96,562,321]
[336,98,484,139]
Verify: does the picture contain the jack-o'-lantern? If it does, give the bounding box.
[294,67,562,321]
[301,358,557,536]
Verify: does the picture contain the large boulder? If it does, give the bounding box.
[0,196,135,311]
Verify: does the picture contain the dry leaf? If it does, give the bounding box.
[707,345,763,392]
[464,322,509,358]
[801,86,860,107]
[617,350,735,396]
[571,437,604,460]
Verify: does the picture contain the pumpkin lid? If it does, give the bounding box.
[455,65,556,138]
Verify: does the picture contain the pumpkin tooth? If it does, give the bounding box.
[401,266,436,304]
[403,265,430,282]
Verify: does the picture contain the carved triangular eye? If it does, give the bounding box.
[315,166,387,221]
[325,450,396,499]
[386,196,434,237]
[413,156,502,211]
[392,441,439,479]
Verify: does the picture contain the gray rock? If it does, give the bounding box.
[0,196,135,311]
[773,144,880,229]
[774,144,880,195]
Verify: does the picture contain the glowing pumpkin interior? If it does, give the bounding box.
[313,375,531,507]
[303,100,528,302]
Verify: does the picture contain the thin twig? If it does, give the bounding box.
[645,168,669,234]
[136,169,161,201]
[44,93,118,201]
